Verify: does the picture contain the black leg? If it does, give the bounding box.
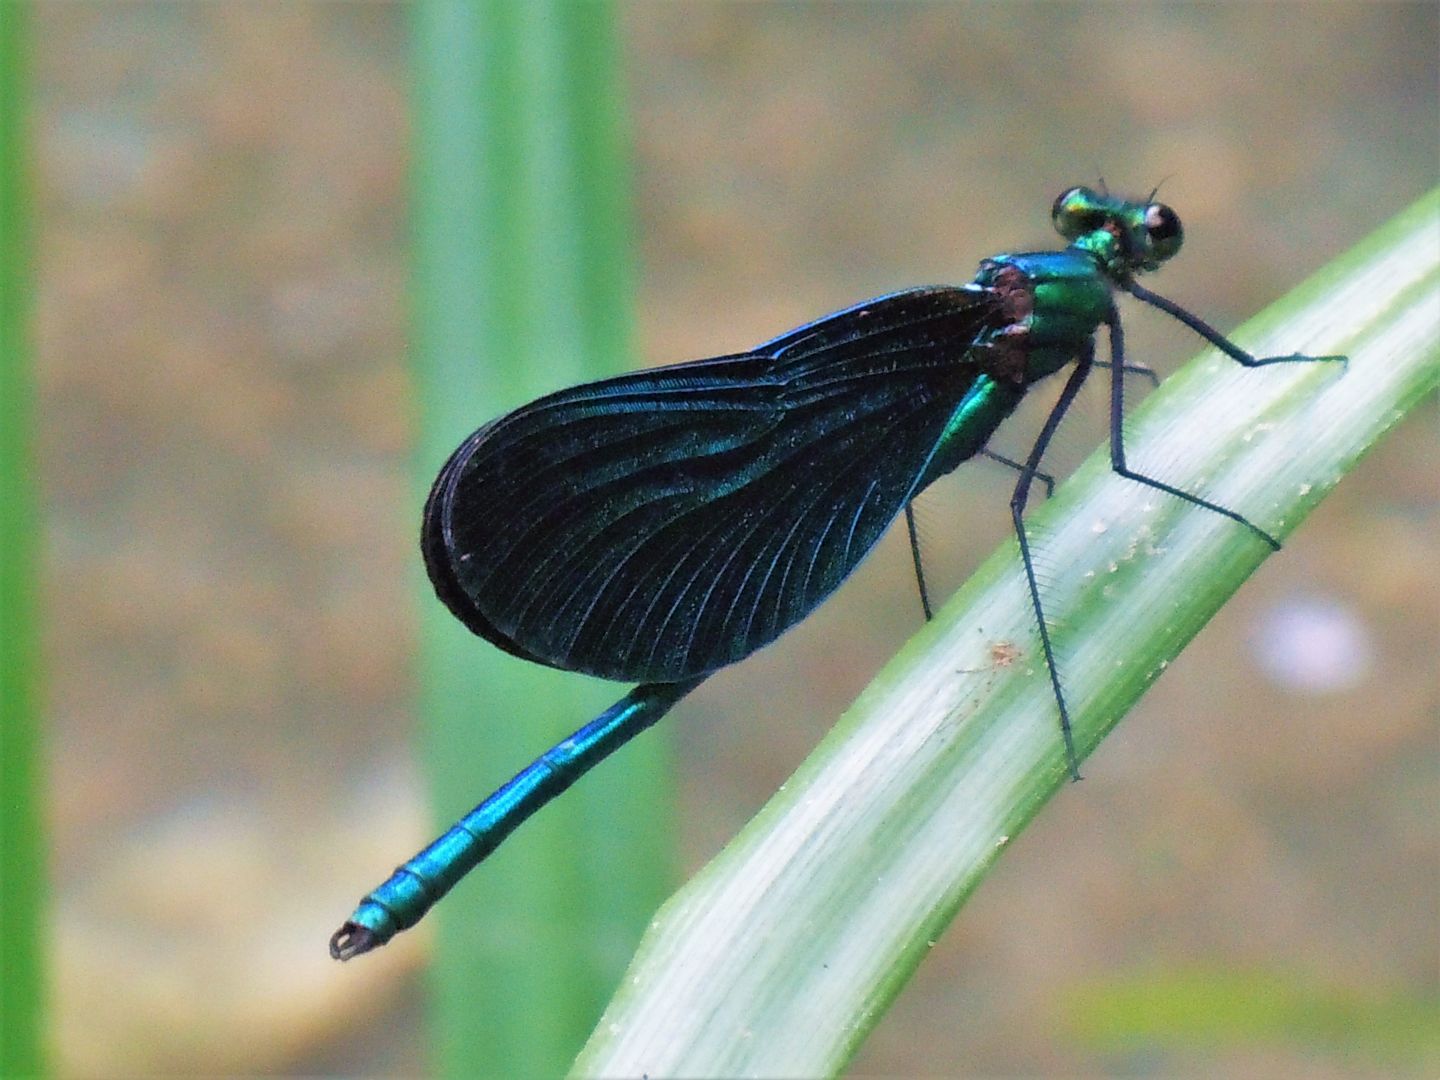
[1103,305,1285,550]
[1012,342,1096,782]
[978,448,1056,498]
[909,451,1054,626]
[1126,282,1346,368]
[904,502,934,622]
[1091,359,1160,387]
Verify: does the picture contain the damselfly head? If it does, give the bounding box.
[1052,186,1183,275]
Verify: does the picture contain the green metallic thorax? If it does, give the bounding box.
[918,245,1114,490]
[978,248,1114,380]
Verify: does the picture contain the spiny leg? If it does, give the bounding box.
[1091,359,1160,387]
[1103,305,1287,550]
[978,448,1056,497]
[905,452,1058,624]
[1011,343,1096,782]
[1127,282,1346,369]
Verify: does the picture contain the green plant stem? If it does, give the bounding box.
[0,3,46,1075]
[573,191,1440,1078]
[409,2,662,1076]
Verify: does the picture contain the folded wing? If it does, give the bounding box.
[423,285,1003,682]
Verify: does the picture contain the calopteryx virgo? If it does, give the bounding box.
[330,185,1342,960]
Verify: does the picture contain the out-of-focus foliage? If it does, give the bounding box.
[28,4,1438,1074]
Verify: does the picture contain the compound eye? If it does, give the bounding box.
[1051,186,1105,239]
[1144,203,1183,261]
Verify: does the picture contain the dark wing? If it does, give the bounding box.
[423,285,1006,683]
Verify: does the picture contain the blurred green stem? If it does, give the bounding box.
[574,192,1440,1078]
[0,3,47,1076]
[409,3,664,1076]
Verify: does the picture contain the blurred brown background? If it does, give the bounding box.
[31,2,1437,1075]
